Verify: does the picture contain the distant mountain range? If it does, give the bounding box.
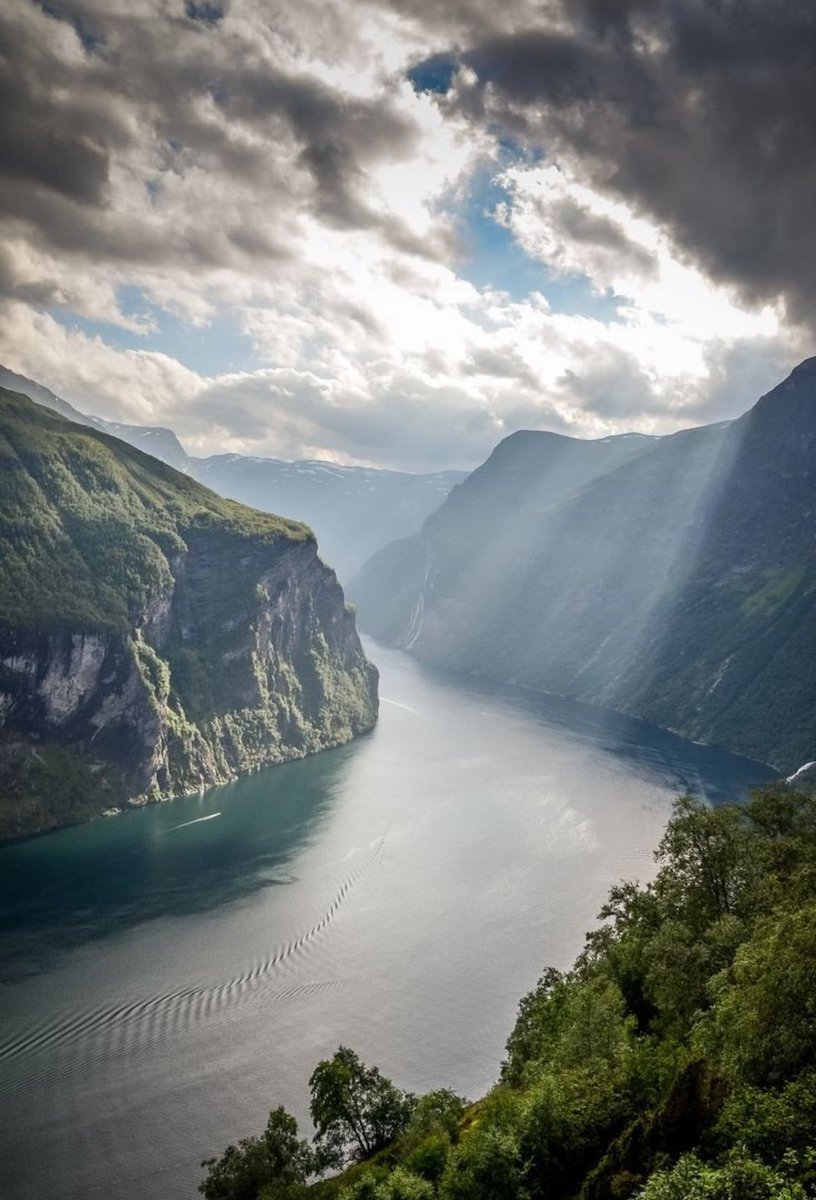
[350,359,816,773]
[0,366,464,581]
[193,455,465,581]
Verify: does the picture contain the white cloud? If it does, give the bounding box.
[0,0,808,472]
[498,162,780,358]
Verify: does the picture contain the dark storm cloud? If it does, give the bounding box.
[0,8,121,208]
[434,0,816,326]
[0,0,435,298]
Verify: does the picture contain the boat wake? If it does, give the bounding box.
[166,812,222,832]
[0,829,389,1094]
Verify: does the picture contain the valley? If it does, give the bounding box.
[0,642,773,1200]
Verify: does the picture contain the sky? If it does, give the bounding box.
[1,0,813,471]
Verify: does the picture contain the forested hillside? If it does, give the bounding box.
[200,780,816,1200]
[0,364,464,583]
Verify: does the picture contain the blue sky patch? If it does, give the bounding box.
[453,168,623,320]
[408,56,458,95]
[50,287,256,377]
[184,2,224,25]
[38,3,103,52]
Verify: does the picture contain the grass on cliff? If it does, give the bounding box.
[0,388,311,632]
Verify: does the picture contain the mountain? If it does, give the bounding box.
[0,365,89,425]
[89,418,190,472]
[349,427,661,648]
[351,359,816,772]
[192,455,465,580]
[0,388,378,841]
[0,365,464,582]
[0,364,190,471]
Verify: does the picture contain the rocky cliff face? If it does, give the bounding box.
[0,389,378,840]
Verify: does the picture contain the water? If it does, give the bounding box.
[0,642,774,1199]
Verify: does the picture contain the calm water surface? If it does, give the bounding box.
[0,642,773,1199]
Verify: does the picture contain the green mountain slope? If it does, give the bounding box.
[351,360,816,771]
[0,362,190,470]
[0,389,378,840]
[0,363,465,583]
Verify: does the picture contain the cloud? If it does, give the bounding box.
[0,0,447,315]
[3,264,804,473]
[0,0,811,472]
[447,0,816,328]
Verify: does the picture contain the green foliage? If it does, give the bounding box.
[403,1092,468,1146]
[637,1151,809,1199]
[0,737,123,839]
[403,1136,451,1185]
[394,1091,470,1187]
[339,1167,435,1200]
[714,1072,816,1169]
[200,1107,317,1200]
[0,388,309,633]
[374,1168,434,1200]
[700,903,816,1087]
[503,969,636,1087]
[204,785,816,1200]
[439,1126,526,1200]
[309,1048,416,1167]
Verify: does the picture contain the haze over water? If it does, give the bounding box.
[0,642,773,1200]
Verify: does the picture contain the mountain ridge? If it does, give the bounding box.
[351,359,816,771]
[0,364,190,470]
[0,364,465,580]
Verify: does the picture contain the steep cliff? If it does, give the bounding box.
[351,360,816,772]
[191,455,465,582]
[0,389,378,840]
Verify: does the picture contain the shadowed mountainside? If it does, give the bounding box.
[351,360,816,771]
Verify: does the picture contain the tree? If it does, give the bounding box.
[404,1089,468,1143]
[439,1126,527,1200]
[703,901,816,1087]
[199,1106,316,1200]
[309,1047,416,1166]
